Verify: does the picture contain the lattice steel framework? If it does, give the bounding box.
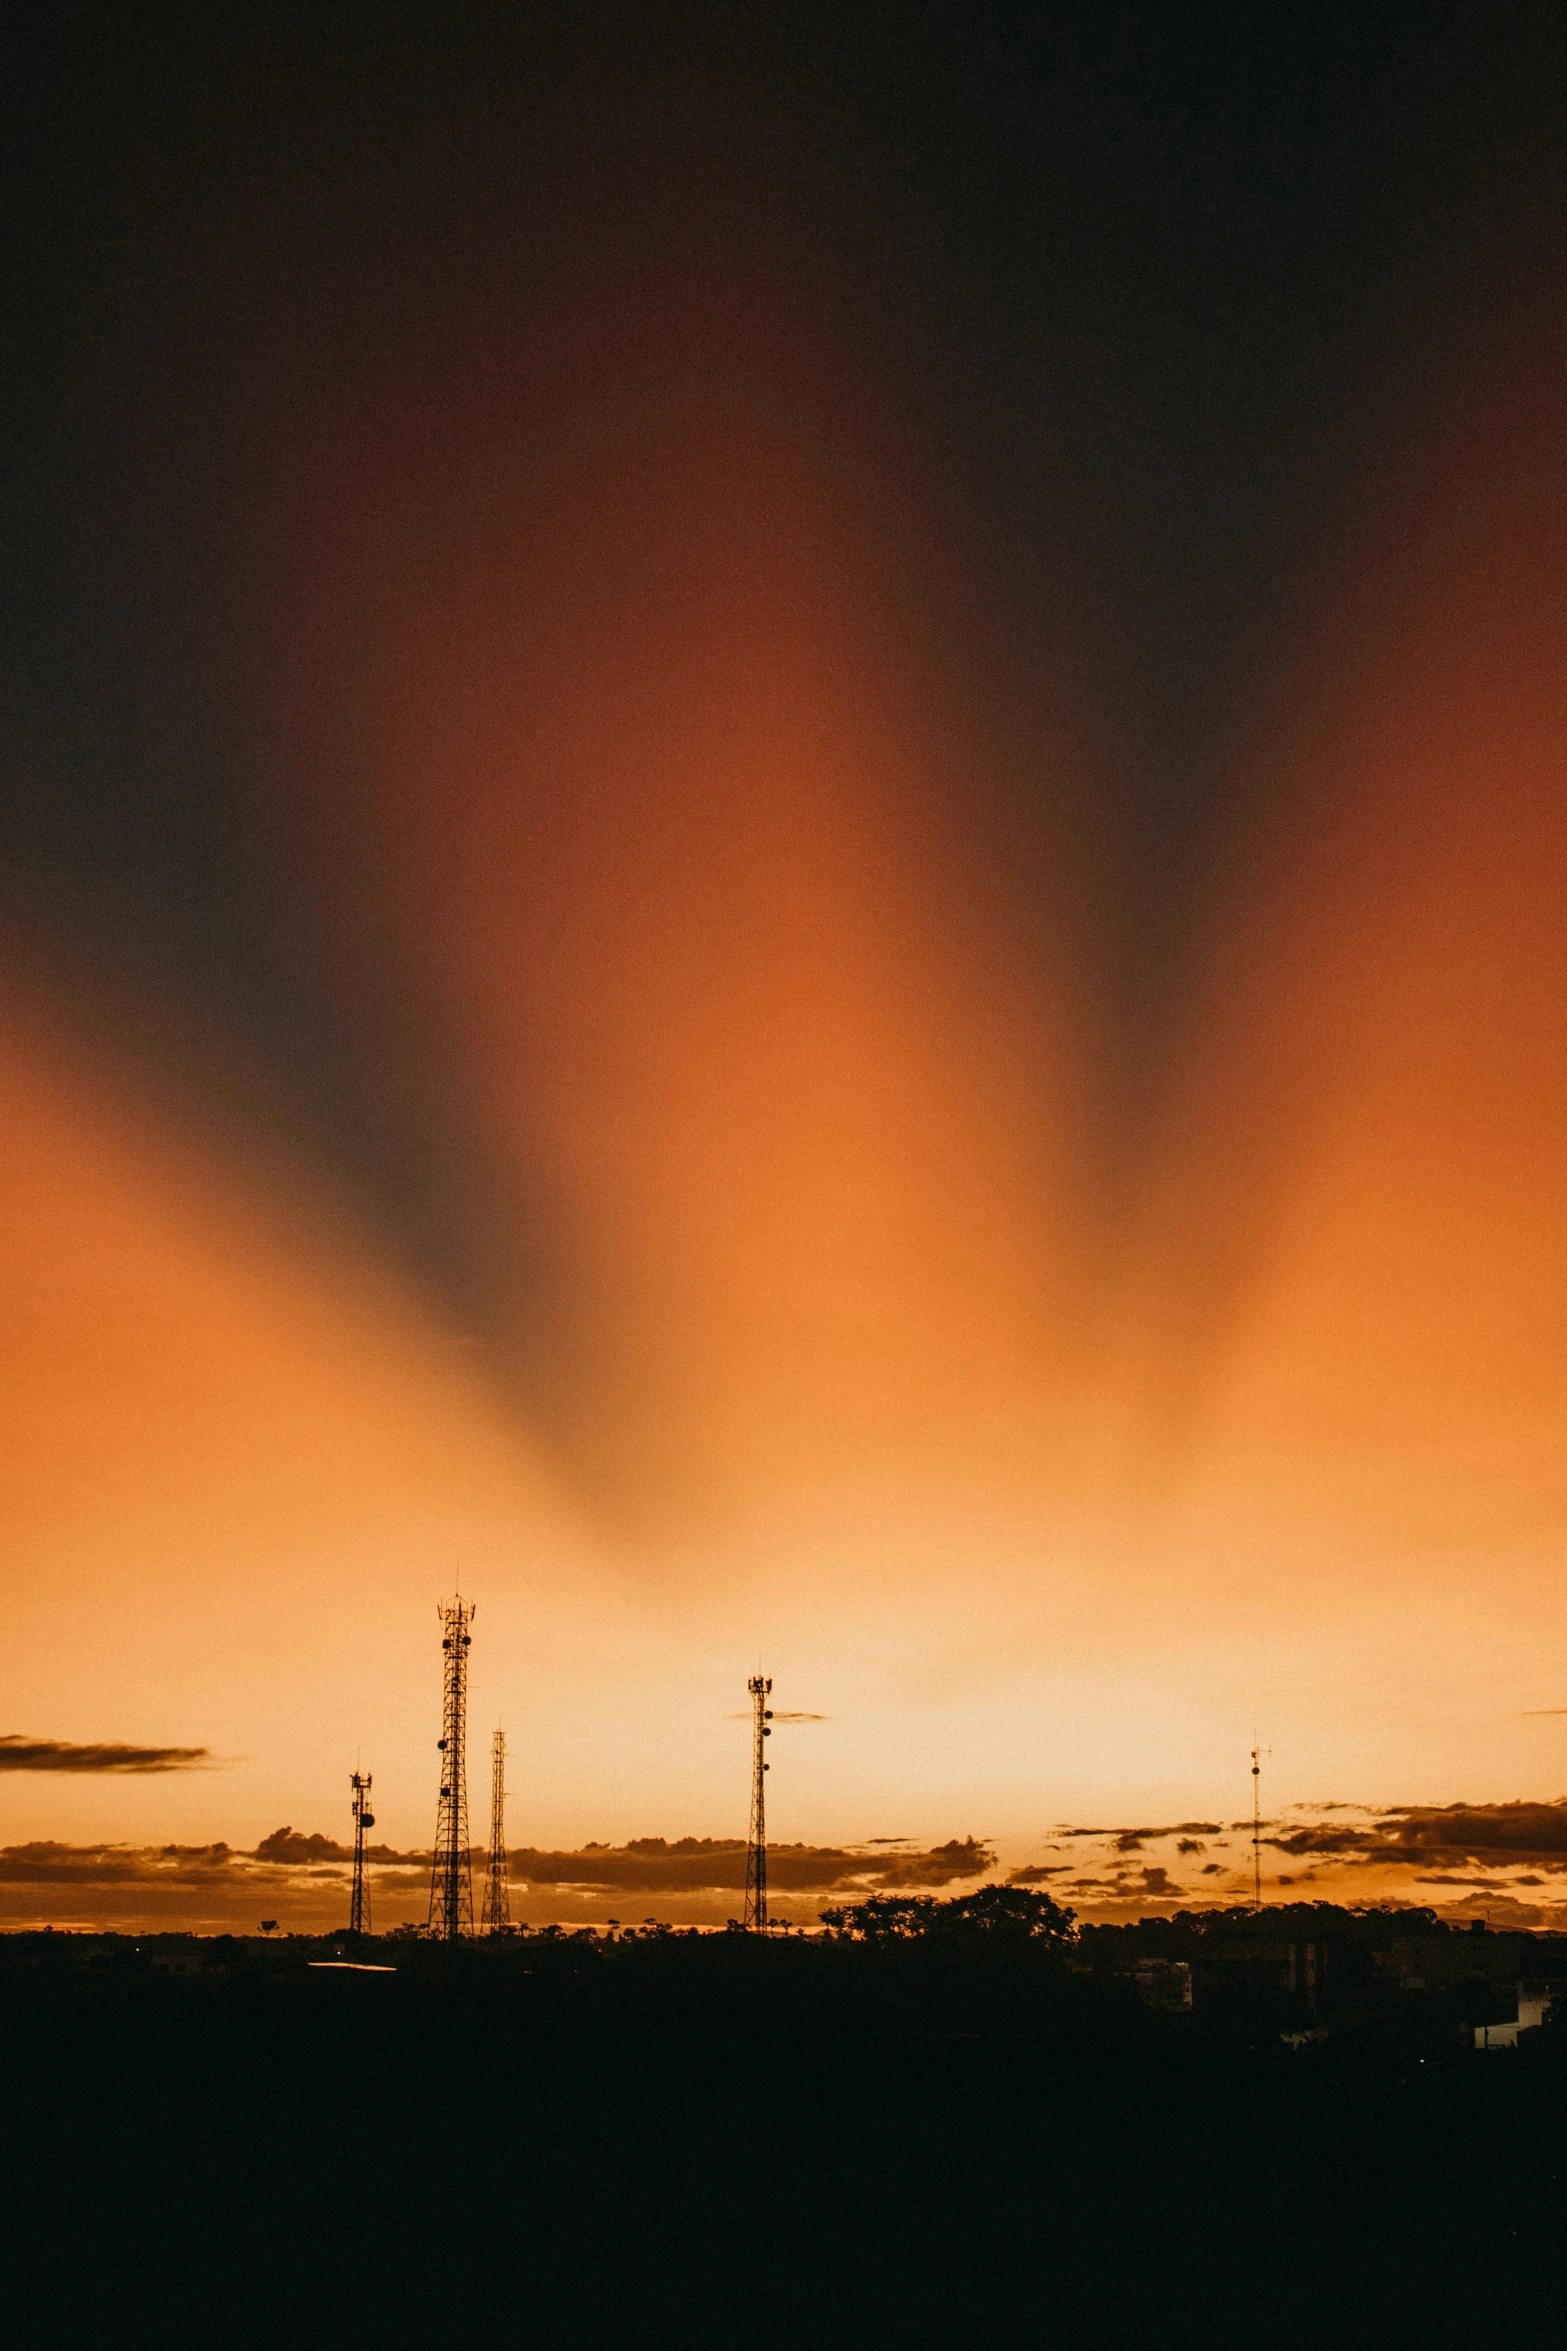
[428,1598,476,1939]
[481,1727,510,1933]
[743,1674,772,1932]
[349,1769,374,1934]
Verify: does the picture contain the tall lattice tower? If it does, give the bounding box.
[1250,1734,1271,1912]
[428,1597,476,1940]
[349,1769,374,1934]
[743,1674,772,1932]
[481,1727,510,1933]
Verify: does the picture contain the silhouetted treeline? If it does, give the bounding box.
[6,1891,1566,2059]
[5,1894,1567,2348]
[9,1889,1567,2350]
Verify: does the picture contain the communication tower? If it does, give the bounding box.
[482,1727,510,1932]
[1250,1734,1271,1912]
[744,1673,773,1933]
[349,1769,374,1935]
[428,1597,476,1939]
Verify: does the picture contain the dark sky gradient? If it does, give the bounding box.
[6,7,1567,1889]
[8,7,1563,1241]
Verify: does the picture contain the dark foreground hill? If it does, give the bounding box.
[3,1915,1566,2348]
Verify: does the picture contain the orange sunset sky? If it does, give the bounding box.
[5,10,1567,1933]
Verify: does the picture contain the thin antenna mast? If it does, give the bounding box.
[349,1769,374,1935]
[744,1673,773,1932]
[481,1727,510,1933]
[1251,1734,1272,1912]
[428,1597,476,1939]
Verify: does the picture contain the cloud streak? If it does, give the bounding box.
[0,1735,215,1774]
[724,1713,832,1724]
[1057,1822,1222,1854]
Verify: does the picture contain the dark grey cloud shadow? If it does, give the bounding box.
[4,9,1563,1533]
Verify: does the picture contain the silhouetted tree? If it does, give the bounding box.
[819,1885,1076,1945]
[937,1885,1077,1942]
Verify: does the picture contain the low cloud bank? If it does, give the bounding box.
[0,1837,353,1934]
[251,1827,428,1868]
[0,1829,996,1932]
[0,1829,431,1933]
[1005,1800,1567,1922]
[509,1835,994,1895]
[0,1842,242,1888]
[15,1803,1567,1933]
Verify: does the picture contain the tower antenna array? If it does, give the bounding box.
[1250,1734,1271,1912]
[428,1597,476,1939]
[744,1673,773,1933]
[349,1769,374,1935]
[482,1727,510,1933]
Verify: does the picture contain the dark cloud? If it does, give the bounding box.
[512,1836,746,1893]
[0,1735,214,1774]
[251,1828,428,1869]
[0,1831,982,1933]
[1135,1867,1183,1899]
[1007,1865,1069,1884]
[1059,1822,1221,1853]
[252,1827,349,1866]
[0,1839,380,1935]
[881,1839,996,1889]
[0,1829,429,1898]
[366,1866,431,1895]
[511,1835,995,1896]
[0,1841,241,1888]
[1266,1800,1567,1871]
[724,1713,830,1723]
[0,1836,451,1936]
